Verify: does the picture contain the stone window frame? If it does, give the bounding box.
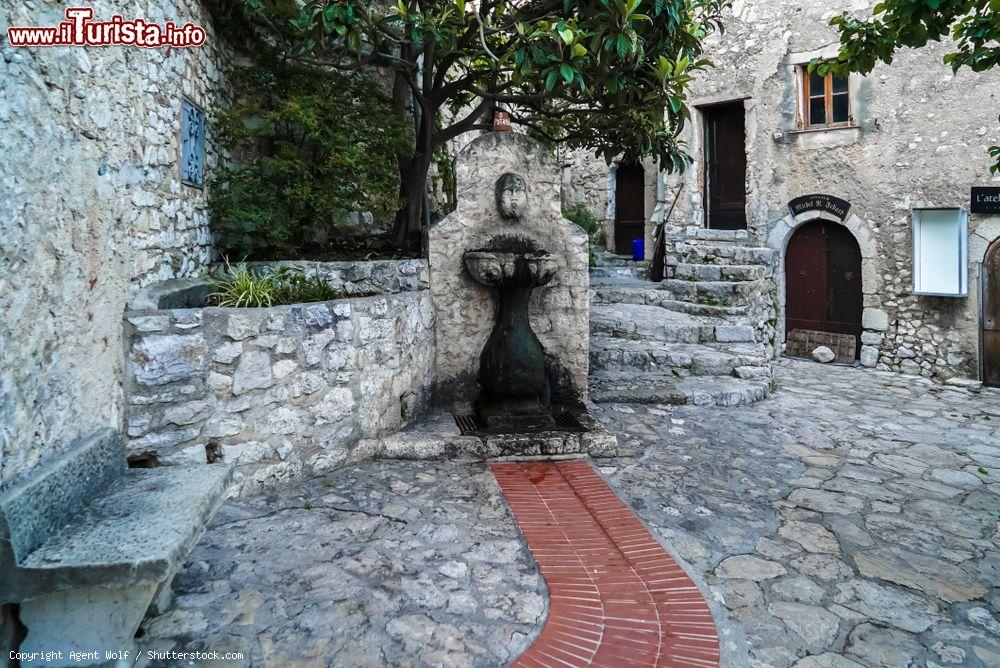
[784,45,863,137]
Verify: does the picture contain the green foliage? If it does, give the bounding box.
[209,61,409,259]
[563,202,604,266]
[564,202,599,235]
[232,1,730,246]
[432,144,457,219]
[209,261,339,308]
[818,0,1000,172]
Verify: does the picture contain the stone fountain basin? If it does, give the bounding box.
[463,250,557,288]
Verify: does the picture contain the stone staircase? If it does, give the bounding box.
[588,232,776,406]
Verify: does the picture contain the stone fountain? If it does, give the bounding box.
[420,132,615,455]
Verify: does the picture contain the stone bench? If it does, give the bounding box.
[1,428,231,667]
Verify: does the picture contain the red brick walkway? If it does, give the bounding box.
[492,460,720,668]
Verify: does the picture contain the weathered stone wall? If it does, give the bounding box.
[653,2,1000,380]
[428,132,590,407]
[124,282,435,496]
[559,147,611,221]
[0,1,233,488]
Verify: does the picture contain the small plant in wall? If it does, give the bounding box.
[563,203,605,267]
[209,260,339,308]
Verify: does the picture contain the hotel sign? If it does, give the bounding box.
[971,187,1000,214]
[787,194,852,221]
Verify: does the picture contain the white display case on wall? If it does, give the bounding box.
[912,207,968,297]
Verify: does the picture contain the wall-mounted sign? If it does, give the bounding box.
[912,207,968,297]
[971,187,1000,214]
[181,97,206,189]
[787,194,852,221]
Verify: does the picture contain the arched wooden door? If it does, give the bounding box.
[983,240,1000,386]
[786,220,863,358]
[614,163,645,255]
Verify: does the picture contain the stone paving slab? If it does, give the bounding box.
[139,359,999,667]
[136,462,547,667]
[592,359,1000,668]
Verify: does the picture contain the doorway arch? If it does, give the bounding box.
[785,220,863,358]
[983,238,1000,386]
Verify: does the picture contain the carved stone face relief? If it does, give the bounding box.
[496,172,528,220]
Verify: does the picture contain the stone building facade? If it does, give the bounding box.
[567,1,1000,383]
[0,0,234,488]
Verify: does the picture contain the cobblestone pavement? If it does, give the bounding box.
[137,463,547,667]
[593,359,1000,668]
[140,359,999,667]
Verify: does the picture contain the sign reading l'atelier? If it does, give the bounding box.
[971,187,1000,214]
[787,194,852,221]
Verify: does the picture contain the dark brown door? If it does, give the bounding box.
[984,240,1000,386]
[615,163,645,255]
[786,220,863,358]
[703,102,747,230]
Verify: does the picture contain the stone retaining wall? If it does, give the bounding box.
[246,258,429,296]
[124,287,434,495]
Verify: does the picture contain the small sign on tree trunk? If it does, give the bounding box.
[492,110,511,132]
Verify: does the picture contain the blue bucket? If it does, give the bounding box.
[632,237,644,261]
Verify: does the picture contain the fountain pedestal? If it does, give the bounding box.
[464,250,557,431]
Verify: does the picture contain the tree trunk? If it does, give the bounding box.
[391,62,436,254]
[392,154,431,253]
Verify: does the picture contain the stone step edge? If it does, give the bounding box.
[589,373,773,406]
[373,412,619,460]
[589,335,769,358]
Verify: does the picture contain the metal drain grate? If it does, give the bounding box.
[453,414,481,435]
[553,412,587,432]
[453,412,588,436]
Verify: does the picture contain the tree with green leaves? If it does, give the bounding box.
[817,0,1000,171]
[221,0,727,251]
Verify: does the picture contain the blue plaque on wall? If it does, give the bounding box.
[181,97,206,188]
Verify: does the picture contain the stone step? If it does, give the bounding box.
[590,304,756,344]
[589,266,645,280]
[589,336,770,375]
[671,242,775,267]
[589,371,771,406]
[593,251,649,269]
[673,262,768,282]
[589,283,750,318]
[664,225,751,242]
[660,278,761,307]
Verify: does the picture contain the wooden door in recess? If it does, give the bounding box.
[786,221,828,334]
[614,163,645,255]
[703,102,747,230]
[984,240,1000,386]
[786,220,863,358]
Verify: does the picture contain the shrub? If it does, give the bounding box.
[563,203,606,266]
[210,61,410,260]
[209,262,339,308]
